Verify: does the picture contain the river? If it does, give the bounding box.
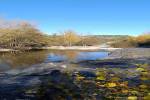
[0,50,150,99]
[0,50,109,72]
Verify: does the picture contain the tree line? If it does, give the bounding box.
[0,20,102,49]
[1,19,149,49]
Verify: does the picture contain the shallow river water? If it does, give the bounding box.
[0,50,109,71]
[0,50,150,99]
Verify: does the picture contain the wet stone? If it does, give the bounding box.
[78,71,96,78]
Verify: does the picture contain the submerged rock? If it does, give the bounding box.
[78,71,96,78]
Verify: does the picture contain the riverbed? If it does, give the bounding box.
[0,49,150,99]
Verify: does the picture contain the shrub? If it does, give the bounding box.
[0,22,48,49]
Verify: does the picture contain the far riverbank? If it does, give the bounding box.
[0,46,122,52]
[42,46,122,51]
[1,47,150,59]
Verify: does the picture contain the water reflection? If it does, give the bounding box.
[45,50,79,62]
[45,51,108,62]
[0,51,49,71]
[0,50,109,71]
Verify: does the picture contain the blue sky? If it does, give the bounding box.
[0,0,150,35]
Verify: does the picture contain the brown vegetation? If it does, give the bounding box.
[0,19,150,49]
[0,20,48,49]
[110,33,150,48]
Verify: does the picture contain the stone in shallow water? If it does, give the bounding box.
[50,70,61,76]
[78,71,96,78]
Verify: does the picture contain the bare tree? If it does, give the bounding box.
[62,30,80,46]
[0,20,48,49]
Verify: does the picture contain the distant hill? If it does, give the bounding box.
[81,35,129,45]
[86,35,129,37]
